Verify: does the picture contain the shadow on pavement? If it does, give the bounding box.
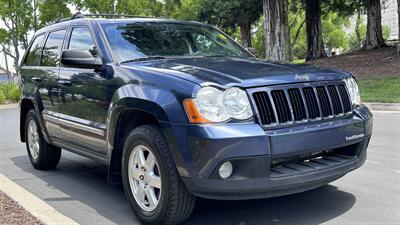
[185,185,355,225]
[11,153,355,225]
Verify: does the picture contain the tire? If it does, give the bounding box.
[25,109,61,170]
[122,125,196,225]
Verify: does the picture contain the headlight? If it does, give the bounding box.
[184,87,253,123]
[344,77,361,106]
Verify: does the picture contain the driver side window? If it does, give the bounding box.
[68,27,97,56]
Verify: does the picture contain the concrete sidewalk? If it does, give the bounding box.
[364,102,400,112]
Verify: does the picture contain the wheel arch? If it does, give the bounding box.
[106,84,189,183]
[20,98,37,142]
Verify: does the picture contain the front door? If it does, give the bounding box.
[57,26,109,154]
[37,29,67,139]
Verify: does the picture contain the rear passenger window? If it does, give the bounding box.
[25,34,44,66]
[41,30,66,67]
[68,27,97,56]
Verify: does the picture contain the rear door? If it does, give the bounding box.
[57,25,108,154]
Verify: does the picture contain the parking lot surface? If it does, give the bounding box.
[0,107,399,225]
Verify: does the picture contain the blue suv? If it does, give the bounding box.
[19,13,373,225]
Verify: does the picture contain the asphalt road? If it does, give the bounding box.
[0,107,399,225]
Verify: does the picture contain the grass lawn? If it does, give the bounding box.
[291,59,306,64]
[358,76,400,103]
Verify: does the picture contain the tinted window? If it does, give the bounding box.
[41,30,66,67]
[68,27,97,56]
[25,34,44,66]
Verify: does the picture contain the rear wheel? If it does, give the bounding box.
[122,125,196,225]
[25,109,61,170]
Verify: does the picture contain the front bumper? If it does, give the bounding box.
[163,105,373,200]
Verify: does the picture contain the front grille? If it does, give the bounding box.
[250,81,352,127]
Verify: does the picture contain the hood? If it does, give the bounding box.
[123,57,351,88]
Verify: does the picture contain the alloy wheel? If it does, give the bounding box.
[27,120,40,160]
[128,145,162,212]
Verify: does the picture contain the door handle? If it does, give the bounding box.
[57,80,72,87]
[31,77,42,83]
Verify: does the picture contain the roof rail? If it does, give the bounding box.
[53,12,154,24]
[55,12,85,23]
[84,14,154,19]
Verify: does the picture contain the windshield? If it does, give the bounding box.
[100,21,251,62]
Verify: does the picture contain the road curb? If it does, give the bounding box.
[0,173,79,225]
[364,102,400,112]
[0,103,18,109]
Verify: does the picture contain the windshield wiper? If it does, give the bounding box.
[202,54,228,58]
[120,56,167,64]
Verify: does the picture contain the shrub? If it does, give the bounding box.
[10,86,20,102]
[0,92,5,104]
[0,81,20,103]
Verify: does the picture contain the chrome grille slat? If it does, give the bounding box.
[288,89,307,121]
[327,85,343,115]
[303,87,320,119]
[249,81,353,128]
[271,90,292,123]
[316,86,333,117]
[337,85,352,113]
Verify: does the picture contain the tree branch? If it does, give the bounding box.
[291,19,305,47]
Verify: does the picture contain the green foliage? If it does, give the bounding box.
[197,0,262,46]
[289,1,307,60]
[382,25,391,41]
[0,81,20,103]
[172,0,204,20]
[38,0,71,27]
[348,18,366,50]
[197,0,262,27]
[9,86,20,102]
[0,91,5,104]
[322,13,349,51]
[0,0,33,72]
[252,18,265,59]
[73,0,116,14]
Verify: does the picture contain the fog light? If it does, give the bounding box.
[219,161,233,179]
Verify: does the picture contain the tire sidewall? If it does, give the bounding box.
[25,110,45,166]
[122,129,170,225]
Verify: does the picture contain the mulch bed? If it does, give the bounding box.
[0,191,43,225]
[308,46,400,79]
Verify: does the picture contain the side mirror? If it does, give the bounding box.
[61,49,102,69]
[246,47,259,58]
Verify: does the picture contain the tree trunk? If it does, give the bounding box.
[239,19,252,48]
[365,0,385,49]
[398,0,400,56]
[112,0,116,14]
[263,0,290,62]
[33,0,38,31]
[305,0,326,61]
[12,16,20,76]
[355,10,362,48]
[3,51,10,79]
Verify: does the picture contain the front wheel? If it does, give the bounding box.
[122,125,196,225]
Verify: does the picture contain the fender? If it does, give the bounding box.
[106,84,191,154]
[105,84,196,182]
